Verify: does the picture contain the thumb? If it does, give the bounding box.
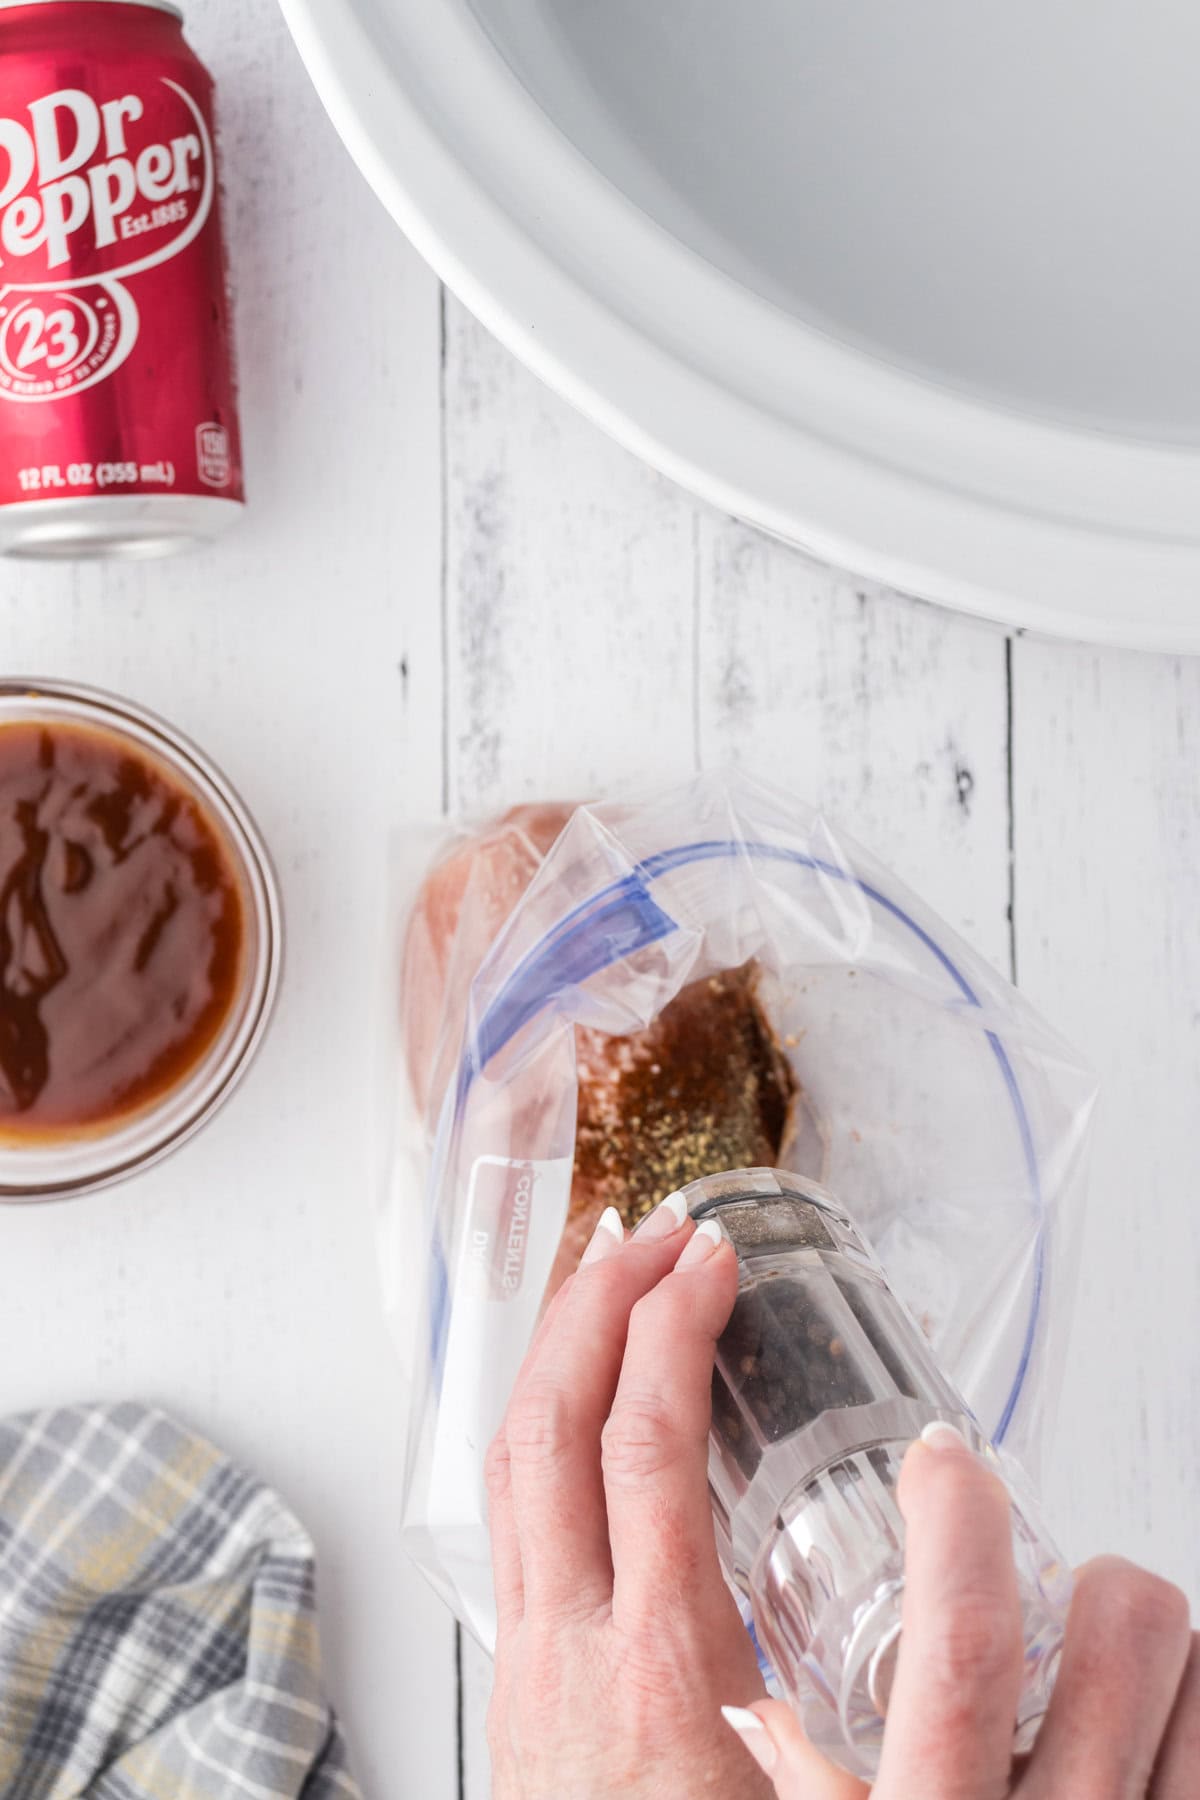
[720,1698,869,1800]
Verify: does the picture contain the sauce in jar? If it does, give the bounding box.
[0,719,245,1139]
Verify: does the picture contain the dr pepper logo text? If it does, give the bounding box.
[0,80,212,400]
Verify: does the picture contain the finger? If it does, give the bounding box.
[603,1218,738,1629]
[502,1196,693,1620]
[482,1238,590,1643]
[480,1234,596,1643]
[1018,1557,1190,1800]
[1152,1630,1200,1798]
[720,1699,868,1800]
[875,1427,1024,1800]
[483,1427,524,1645]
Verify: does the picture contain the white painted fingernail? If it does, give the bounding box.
[581,1205,625,1265]
[632,1190,688,1241]
[720,1705,777,1772]
[677,1217,723,1268]
[920,1421,969,1453]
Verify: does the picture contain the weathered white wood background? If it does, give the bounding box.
[1,0,1198,1795]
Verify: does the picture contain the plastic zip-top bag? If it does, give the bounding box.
[390,770,1096,1648]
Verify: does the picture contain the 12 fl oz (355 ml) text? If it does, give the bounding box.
[14,459,177,492]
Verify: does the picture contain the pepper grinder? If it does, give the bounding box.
[680,1168,1070,1781]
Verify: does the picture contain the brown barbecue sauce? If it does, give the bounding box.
[0,719,244,1139]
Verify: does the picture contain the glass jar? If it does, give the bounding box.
[683,1167,1070,1781]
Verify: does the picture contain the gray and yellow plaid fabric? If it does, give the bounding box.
[0,1402,360,1799]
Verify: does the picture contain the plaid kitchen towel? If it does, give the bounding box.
[0,1401,361,1800]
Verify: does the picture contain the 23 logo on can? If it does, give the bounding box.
[0,280,137,400]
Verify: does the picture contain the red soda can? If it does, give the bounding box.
[0,0,243,557]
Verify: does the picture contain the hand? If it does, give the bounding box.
[485,1198,771,1799]
[723,1432,1199,1799]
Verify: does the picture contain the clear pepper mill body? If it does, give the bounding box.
[680,1168,1070,1781]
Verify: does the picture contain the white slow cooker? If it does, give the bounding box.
[283,0,1200,649]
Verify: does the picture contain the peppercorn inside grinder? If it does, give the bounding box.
[683,1168,1070,1781]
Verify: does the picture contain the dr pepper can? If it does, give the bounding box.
[0,0,243,557]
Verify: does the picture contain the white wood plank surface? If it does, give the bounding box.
[445,303,1012,969]
[1014,640,1200,1602]
[696,518,1012,971]
[445,302,698,812]
[0,3,457,1796]
[3,8,1198,1795]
